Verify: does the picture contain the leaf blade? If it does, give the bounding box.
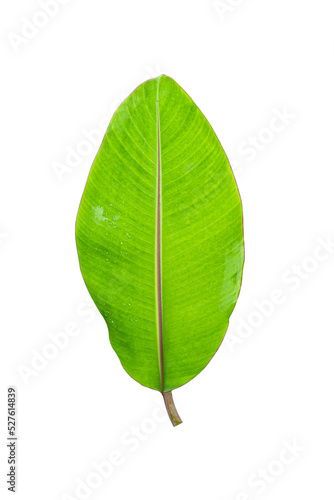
[76,75,244,395]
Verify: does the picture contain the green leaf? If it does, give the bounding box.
[76,75,244,425]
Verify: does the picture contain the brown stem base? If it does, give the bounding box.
[162,391,183,426]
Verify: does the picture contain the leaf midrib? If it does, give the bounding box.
[156,77,164,392]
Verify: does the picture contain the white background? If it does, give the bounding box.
[1,1,334,499]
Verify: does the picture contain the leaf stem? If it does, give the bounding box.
[162,391,183,426]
